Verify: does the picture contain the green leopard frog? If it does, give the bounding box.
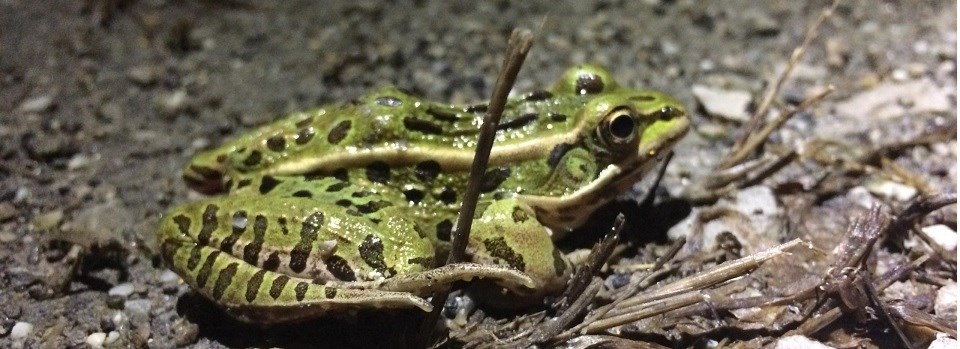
[158,65,689,323]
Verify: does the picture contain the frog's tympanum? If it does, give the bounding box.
[158,65,689,323]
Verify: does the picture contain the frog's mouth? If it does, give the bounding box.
[521,115,689,237]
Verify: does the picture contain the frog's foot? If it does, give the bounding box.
[336,263,536,294]
[469,199,573,297]
[161,237,432,324]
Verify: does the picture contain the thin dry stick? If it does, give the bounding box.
[416,28,535,347]
[724,0,841,165]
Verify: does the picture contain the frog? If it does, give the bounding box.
[157,64,689,324]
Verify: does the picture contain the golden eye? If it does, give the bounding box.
[602,108,639,146]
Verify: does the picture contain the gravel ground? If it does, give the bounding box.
[0,1,955,348]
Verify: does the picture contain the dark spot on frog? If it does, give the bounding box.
[356,200,391,214]
[172,215,191,236]
[324,287,338,299]
[243,150,262,167]
[552,248,567,277]
[426,106,459,122]
[258,175,281,194]
[629,95,655,102]
[439,187,457,204]
[295,281,309,301]
[497,113,538,131]
[198,204,219,245]
[403,116,444,135]
[511,206,529,223]
[366,161,390,183]
[464,104,487,114]
[266,136,286,152]
[408,256,434,269]
[351,191,373,198]
[292,190,313,198]
[483,237,525,271]
[219,211,247,253]
[186,245,202,270]
[333,168,349,181]
[326,181,349,192]
[295,116,314,128]
[211,262,238,301]
[327,120,352,145]
[412,224,427,239]
[242,215,268,265]
[326,255,356,281]
[575,73,604,95]
[549,113,568,122]
[245,269,267,302]
[335,199,352,208]
[403,189,425,204]
[359,234,390,275]
[547,143,574,168]
[236,179,252,189]
[295,127,315,145]
[480,167,511,192]
[269,275,289,299]
[523,90,553,101]
[277,216,289,235]
[263,252,281,271]
[436,219,453,241]
[289,212,323,273]
[196,251,220,287]
[414,160,441,183]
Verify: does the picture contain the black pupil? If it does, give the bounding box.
[609,114,635,140]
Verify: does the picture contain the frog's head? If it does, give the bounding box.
[523,65,690,233]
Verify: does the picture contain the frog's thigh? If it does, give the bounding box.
[469,199,572,294]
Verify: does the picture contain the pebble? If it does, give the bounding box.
[934,282,956,320]
[921,225,957,252]
[124,299,153,319]
[0,202,16,222]
[104,331,120,345]
[67,153,97,170]
[928,332,958,349]
[10,321,33,339]
[108,283,135,298]
[865,180,918,202]
[160,90,189,116]
[0,230,17,243]
[691,84,752,122]
[774,335,834,349]
[18,95,54,113]
[127,66,159,86]
[32,210,64,231]
[172,319,199,347]
[86,332,107,348]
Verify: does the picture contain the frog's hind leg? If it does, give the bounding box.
[343,263,536,294]
[157,197,435,324]
[160,226,432,324]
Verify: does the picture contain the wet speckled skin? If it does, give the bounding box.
[158,65,689,323]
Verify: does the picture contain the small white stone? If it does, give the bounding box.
[104,331,120,345]
[18,95,53,113]
[774,335,835,349]
[10,322,33,339]
[928,333,958,349]
[86,332,107,348]
[108,283,136,298]
[890,69,910,81]
[160,269,180,283]
[691,84,753,122]
[921,225,957,252]
[865,180,918,202]
[934,282,956,320]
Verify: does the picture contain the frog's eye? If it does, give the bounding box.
[600,108,640,149]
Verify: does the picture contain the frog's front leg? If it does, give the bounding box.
[468,199,572,297]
